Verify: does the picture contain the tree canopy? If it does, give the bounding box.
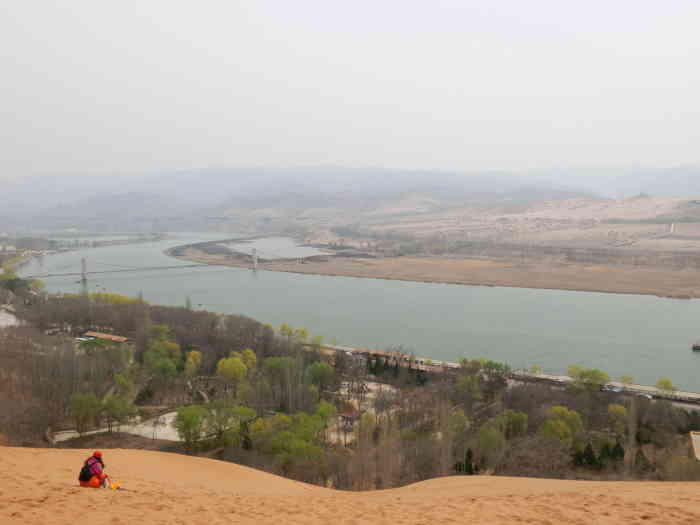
[567,366,610,392]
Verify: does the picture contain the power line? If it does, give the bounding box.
[87,267,236,281]
[24,263,209,279]
[89,260,144,269]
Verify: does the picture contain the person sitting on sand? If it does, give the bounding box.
[79,451,109,488]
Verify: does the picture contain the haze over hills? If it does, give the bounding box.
[4,168,587,232]
[4,166,700,234]
[546,166,700,198]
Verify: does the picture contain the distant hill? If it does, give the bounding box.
[3,167,592,232]
[554,166,700,198]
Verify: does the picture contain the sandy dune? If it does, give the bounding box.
[2,447,700,525]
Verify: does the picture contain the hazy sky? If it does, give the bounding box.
[1,1,699,178]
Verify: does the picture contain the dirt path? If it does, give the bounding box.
[52,412,180,443]
[0,310,19,328]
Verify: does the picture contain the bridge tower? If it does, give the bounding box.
[251,248,258,272]
[80,257,88,295]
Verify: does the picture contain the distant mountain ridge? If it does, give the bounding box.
[3,165,699,232]
[537,165,700,198]
[3,167,591,232]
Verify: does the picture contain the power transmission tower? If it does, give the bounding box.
[80,257,92,328]
[80,258,88,295]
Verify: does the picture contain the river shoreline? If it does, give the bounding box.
[167,243,700,300]
[20,237,700,389]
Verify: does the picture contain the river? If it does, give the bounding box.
[19,233,700,390]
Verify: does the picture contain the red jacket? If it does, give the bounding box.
[85,456,104,478]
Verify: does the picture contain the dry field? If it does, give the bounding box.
[173,196,700,297]
[179,248,700,298]
[347,196,700,250]
[3,446,700,525]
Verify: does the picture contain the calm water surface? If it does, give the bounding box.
[20,234,700,390]
[226,237,326,259]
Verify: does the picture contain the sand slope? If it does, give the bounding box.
[2,447,700,525]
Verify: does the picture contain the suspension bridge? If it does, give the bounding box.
[22,240,315,281]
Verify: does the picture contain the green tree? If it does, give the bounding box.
[144,334,182,378]
[250,413,293,454]
[464,448,475,475]
[367,356,376,375]
[248,411,325,474]
[306,361,335,398]
[568,366,610,392]
[279,323,293,344]
[540,418,573,444]
[314,400,337,440]
[539,406,584,447]
[227,406,257,447]
[184,350,203,377]
[293,327,309,344]
[114,372,135,397]
[608,403,627,436]
[482,360,511,379]
[578,442,599,469]
[0,276,30,295]
[204,400,256,445]
[478,425,507,469]
[217,356,247,398]
[611,441,625,461]
[0,263,17,279]
[204,400,238,443]
[656,377,676,393]
[599,441,613,467]
[231,348,257,372]
[620,376,635,386]
[494,410,528,440]
[102,395,135,432]
[149,324,172,341]
[70,392,101,435]
[375,357,386,376]
[315,400,337,426]
[454,374,482,408]
[174,405,207,453]
[264,356,296,410]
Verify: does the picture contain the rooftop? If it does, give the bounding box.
[83,331,129,344]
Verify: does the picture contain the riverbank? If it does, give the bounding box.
[170,245,700,299]
[25,236,700,389]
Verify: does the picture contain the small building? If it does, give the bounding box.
[82,331,130,344]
